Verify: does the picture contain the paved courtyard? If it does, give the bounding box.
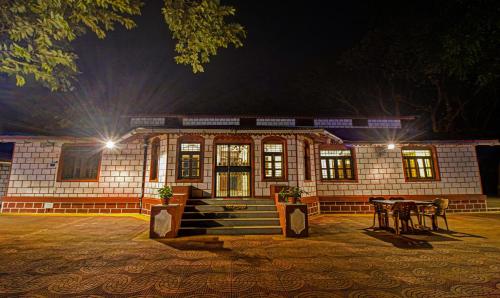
[0,213,499,297]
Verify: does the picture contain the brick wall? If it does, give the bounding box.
[256,118,296,127]
[0,163,10,198]
[1,197,140,214]
[144,135,168,198]
[0,135,485,214]
[6,140,143,198]
[314,119,352,128]
[253,135,299,197]
[315,144,482,197]
[182,117,240,126]
[296,136,317,197]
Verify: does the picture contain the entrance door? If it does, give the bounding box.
[215,144,251,197]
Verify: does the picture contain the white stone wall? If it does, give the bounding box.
[296,136,317,197]
[165,134,214,197]
[257,118,296,127]
[7,140,143,198]
[182,117,240,126]
[314,119,352,128]
[130,117,165,127]
[253,135,299,197]
[144,135,169,198]
[315,144,482,197]
[4,136,481,200]
[0,163,11,198]
[368,119,401,128]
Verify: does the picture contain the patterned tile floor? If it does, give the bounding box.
[0,213,499,297]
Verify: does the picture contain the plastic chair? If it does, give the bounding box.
[423,198,449,230]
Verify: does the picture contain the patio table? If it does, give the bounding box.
[370,200,435,231]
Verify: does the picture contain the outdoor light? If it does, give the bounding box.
[387,143,395,150]
[105,140,116,149]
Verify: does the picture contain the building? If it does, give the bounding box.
[0,114,496,234]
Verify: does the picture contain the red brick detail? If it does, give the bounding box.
[1,197,141,214]
[318,194,486,214]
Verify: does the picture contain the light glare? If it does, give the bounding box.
[387,143,395,150]
[105,140,115,149]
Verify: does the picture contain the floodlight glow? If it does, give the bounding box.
[387,143,395,150]
[105,140,115,149]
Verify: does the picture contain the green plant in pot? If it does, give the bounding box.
[279,186,307,204]
[158,185,173,205]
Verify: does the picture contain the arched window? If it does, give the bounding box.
[262,137,287,181]
[149,138,160,182]
[304,141,311,181]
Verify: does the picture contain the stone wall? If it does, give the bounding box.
[0,163,11,198]
[6,140,143,198]
[315,144,482,198]
[0,135,485,214]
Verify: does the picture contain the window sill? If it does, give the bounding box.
[320,179,358,183]
[404,178,440,182]
[57,179,99,183]
[263,178,288,182]
[176,178,203,183]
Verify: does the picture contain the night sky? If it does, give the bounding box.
[0,1,498,137]
[0,1,375,135]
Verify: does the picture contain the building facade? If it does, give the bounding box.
[0,115,495,215]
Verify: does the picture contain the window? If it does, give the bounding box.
[149,138,160,181]
[58,145,102,181]
[263,140,286,180]
[402,148,437,180]
[320,149,355,180]
[304,141,311,180]
[178,141,202,179]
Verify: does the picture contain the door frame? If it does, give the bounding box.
[212,136,254,198]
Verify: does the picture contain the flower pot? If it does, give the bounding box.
[161,197,170,205]
[288,197,299,204]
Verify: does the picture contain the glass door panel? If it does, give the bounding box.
[229,172,250,197]
[216,172,228,197]
[215,144,251,197]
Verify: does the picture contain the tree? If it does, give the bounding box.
[340,0,500,133]
[0,0,245,91]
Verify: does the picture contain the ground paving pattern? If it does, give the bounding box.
[0,213,499,297]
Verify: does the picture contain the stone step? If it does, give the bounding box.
[178,226,282,236]
[184,204,277,212]
[182,211,279,219]
[187,198,275,205]
[181,218,281,228]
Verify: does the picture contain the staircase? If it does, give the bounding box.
[178,198,282,236]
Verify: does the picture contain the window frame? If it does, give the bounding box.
[318,145,357,182]
[57,144,102,182]
[304,140,312,181]
[401,146,440,182]
[261,136,288,182]
[149,138,161,182]
[175,136,204,182]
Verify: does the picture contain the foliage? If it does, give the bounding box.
[279,186,307,200]
[339,0,500,133]
[0,0,245,91]
[163,0,245,73]
[158,185,173,199]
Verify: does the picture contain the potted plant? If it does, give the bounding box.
[279,186,307,204]
[158,185,173,205]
